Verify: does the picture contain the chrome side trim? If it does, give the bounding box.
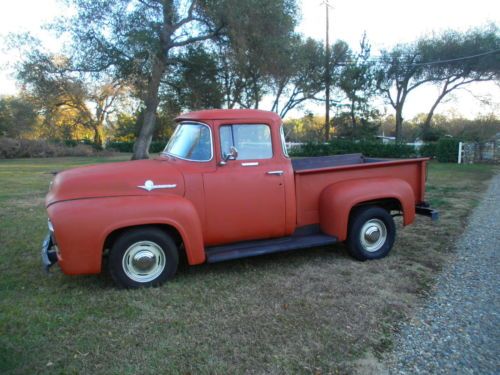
[138,180,177,192]
[267,170,284,176]
[241,162,259,166]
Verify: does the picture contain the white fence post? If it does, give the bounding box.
[458,141,463,164]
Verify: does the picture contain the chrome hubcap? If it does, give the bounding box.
[360,219,387,252]
[132,251,157,272]
[122,241,165,283]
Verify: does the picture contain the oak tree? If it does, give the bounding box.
[419,24,500,135]
[59,0,297,159]
[375,43,431,141]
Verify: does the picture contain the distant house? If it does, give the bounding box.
[376,135,396,144]
[377,135,425,149]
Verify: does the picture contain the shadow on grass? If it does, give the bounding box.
[53,243,352,290]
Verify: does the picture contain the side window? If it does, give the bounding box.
[220,124,273,160]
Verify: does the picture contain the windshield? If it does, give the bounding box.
[163,122,212,161]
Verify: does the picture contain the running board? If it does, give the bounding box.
[205,234,337,263]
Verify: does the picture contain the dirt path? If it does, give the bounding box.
[386,173,500,374]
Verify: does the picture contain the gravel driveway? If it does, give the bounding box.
[387,173,500,374]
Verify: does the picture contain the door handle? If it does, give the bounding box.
[267,170,284,176]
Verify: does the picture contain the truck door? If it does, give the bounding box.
[203,123,286,245]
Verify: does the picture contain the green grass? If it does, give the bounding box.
[0,157,496,374]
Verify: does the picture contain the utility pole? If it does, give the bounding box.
[323,0,332,142]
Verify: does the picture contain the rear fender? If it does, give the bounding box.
[319,177,415,241]
[48,195,205,275]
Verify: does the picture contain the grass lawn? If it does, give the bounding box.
[0,156,496,374]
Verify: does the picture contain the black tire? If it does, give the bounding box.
[108,227,178,288]
[346,206,396,261]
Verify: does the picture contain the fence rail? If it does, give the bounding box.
[459,134,500,164]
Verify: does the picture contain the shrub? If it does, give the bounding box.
[106,140,167,153]
[419,142,438,159]
[0,137,97,159]
[436,138,459,163]
[0,138,19,158]
[150,141,166,153]
[62,139,100,149]
[289,140,417,159]
[106,141,134,153]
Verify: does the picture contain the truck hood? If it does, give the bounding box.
[46,159,185,207]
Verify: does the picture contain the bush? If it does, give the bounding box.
[436,138,459,163]
[106,141,134,153]
[419,142,438,159]
[0,138,18,158]
[289,140,417,159]
[106,140,167,153]
[0,138,97,159]
[62,139,100,149]
[150,141,166,153]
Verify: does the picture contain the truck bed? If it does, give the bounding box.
[292,154,428,227]
[291,153,384,171]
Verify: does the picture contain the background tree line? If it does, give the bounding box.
[284,112,500,143]
[0,0,499,159]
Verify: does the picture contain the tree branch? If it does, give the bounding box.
[173,0,197,29]
[170,24,224,48]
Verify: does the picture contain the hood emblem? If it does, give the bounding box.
[138,180,177,192]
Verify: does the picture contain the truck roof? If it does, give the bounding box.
[176,109,282,123]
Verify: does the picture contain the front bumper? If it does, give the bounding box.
[41,233,58,272]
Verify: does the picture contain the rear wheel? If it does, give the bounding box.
[347,206,396,261]
[108,227,178,288]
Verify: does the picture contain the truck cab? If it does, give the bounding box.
[169,111,295,245]
[43,109,437,288]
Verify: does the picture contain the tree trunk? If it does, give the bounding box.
[350,101,357,127]
[253,82,260,109]
[271,82,285,113]
[422,101,439,135]
[132,59,165,160]
[423,81,450,134]
[395,105,403,141]
[92,125,103,149]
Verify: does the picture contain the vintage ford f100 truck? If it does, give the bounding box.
[42,109,437,288]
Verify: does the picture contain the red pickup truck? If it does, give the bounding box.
[42,109,437,288]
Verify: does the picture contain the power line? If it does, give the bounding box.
[333,48,500,67]
[411,48,500,66]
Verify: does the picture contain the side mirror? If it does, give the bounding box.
[221,146,238,164]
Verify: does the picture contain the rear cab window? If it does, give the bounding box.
[280,124,289,158]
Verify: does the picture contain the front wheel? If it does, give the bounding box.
[347,206,396,261]
[108,227,179,288]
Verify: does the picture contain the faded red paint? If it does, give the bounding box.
[46,109,428,275]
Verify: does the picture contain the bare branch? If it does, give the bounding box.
[173,0,197,29]
[170,25,224,48]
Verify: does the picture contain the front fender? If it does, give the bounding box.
[319,177,415,241]
[48,195,205,275]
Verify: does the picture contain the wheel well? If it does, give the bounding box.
[350,198,402,220]
[103,224,185,259]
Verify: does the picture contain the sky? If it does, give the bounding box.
[295,0,500,119]
[0,0,499,119]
